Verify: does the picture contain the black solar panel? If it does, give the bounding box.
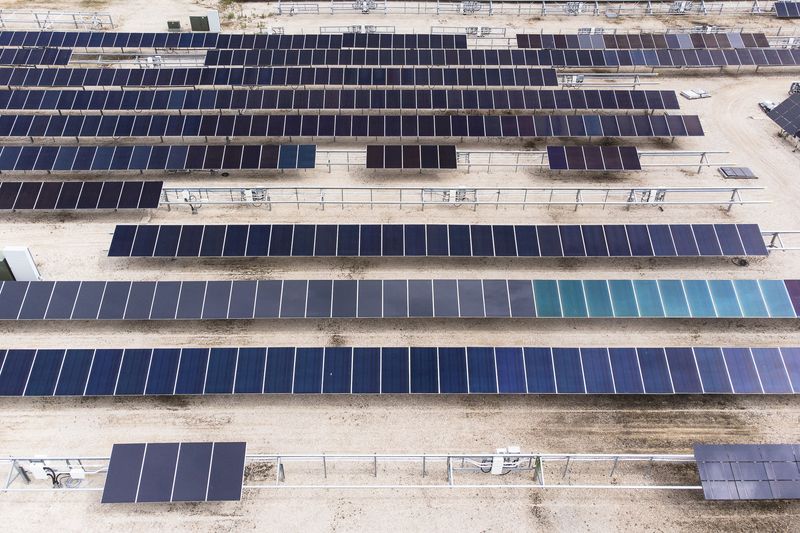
[0,144,315,171]
[0,89,680,111]
[695,444,800,500]
[768,93,800,138]
[1,346,798,397]
[775,2,800,18]
[547,145,641,171]
[102,441,246,504]
[107,223,769,258]
[0,31,467,49]
[0,181,161,209]
[365,145,457,169]
[0,48,71,65]
[0,66,559,88]
[0,114,703,139]
[200,47,800,68]
[516,32,770,49]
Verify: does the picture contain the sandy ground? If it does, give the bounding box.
[1,1,800,531]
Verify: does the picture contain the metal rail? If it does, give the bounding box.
[160,185,765,213]
[763,230,800,251]
[1,451,702,494]
[0,9,114,30]
[271,1,782,18]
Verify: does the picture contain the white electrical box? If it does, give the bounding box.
[3,246,42,281]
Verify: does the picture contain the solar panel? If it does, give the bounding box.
[199,47,800,68]
[775,2,800,18]
[0,31,467,49]
[0,145,315,171]
[0,66,559,88]
[0,181,161,210]
[695,444,800,500]
[0,89,681,111]
[365,145,457,169]
[1,346,798,396]
[547,145,641,170]
[101,441,246,503]
[0,47,71,65]
[768,93,800,138]
[0,278,796,321]
[516,32,770,49]
[0,115,702,139]
[107,223,768,258]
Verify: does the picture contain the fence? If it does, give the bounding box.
[0,10,114,30]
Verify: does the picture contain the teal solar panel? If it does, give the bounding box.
[633,280,665,317]
[734,280,769,318]
[533,280,561,317]
[759,280,796,317]
[658,280,691,317]
[584,280,613,317]
[608,280,638,317]
[684,280,716,317]
[708,280,742,317]
[558,280,588,317]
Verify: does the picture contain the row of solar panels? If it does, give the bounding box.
[0,47,71,66]
[103,442,246,504]
[516,32,770,50]
[365,145,456,169]
[0,279,797,321]
[775,2,800,18]
[202,47,800,67]
[0,181,162,210]
[768,93,800,137]
[546,145,641,171]
[0,114,705,141]
[0,31,467,50]
[0,144,316,172]
[0,89,681,112]
[695,444,800,500]
[1,346,798,397]
[0,67,558,88]
[107,223,767,259]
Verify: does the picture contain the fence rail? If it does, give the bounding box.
[160,185,765,213]
[0,9,114,30]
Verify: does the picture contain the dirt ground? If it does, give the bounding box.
[1,1,800,531]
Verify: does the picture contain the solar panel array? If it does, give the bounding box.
[775,2,800,18]
[201,48,800,68]
[547,145,641,171]
[767,93,800,137]
[0,114,705,139]
[0,89,680,112]
[101,442,246,504]
[0,346,797,397]
[107,223,769,258]
[0,48,71,66]
[0,181,162,210]
[695,444,800,500]
[365,145,457,169]
[0,279,797,321]
[0,31,467,49]
[0,144,316,171]
[0,67,559,88]
[516,32,770,49]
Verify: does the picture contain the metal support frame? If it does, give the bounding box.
[158,185,765,213]
[763,230,800,251]
[271,1,783,18]
[0,452,701,494]
[0,9,113,30]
